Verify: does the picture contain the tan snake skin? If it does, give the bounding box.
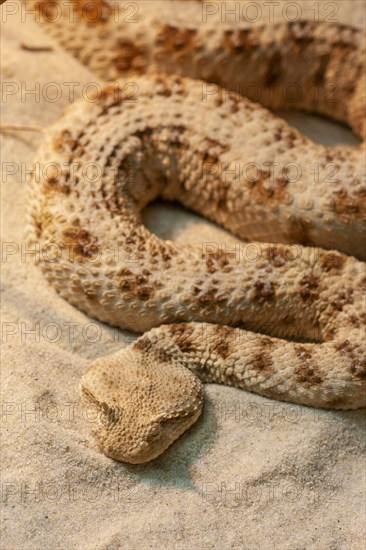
[26,1,366,463]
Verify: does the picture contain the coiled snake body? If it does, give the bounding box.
[26,1,366,462]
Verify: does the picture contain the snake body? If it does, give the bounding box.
[26,1,366,463]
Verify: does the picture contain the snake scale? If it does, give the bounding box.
[25,0,365,463]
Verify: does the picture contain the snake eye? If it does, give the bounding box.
[148,423,162,439]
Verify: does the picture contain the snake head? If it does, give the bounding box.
[80,345,203,463]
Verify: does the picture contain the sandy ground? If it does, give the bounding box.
[1,1,366,549]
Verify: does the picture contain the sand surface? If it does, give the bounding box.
[1,1,366,549]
